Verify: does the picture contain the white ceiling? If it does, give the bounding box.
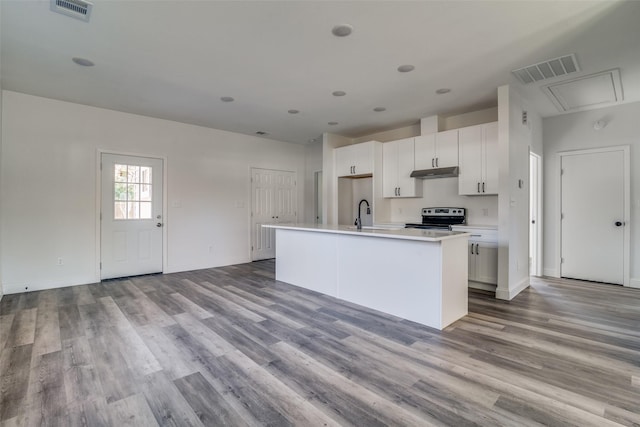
[2,1,639,144]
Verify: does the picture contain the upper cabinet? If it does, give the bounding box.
[414,129,459,170]
[382,138,421,198]
[335,141,374,177]
[458,122,498,195]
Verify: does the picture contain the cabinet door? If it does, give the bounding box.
[475,242,498,284]
[352,142,373,175]
[335,145,354,177]
[396,138,417,197]
[482,122,499,195]
[458,125,483,195]
[382,142,398,197]
[468,242,478,282]
[414,134,435,170]
[434,129,459,168]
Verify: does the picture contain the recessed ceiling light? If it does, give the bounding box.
[220,96,235,102]
[256,131,269,136]
[436,88,451,95]
[397,64,415,73]
[288,109,300,114]
[332,91,346,97]
[331,24,353,37]
[373,107,386,112]
[328,121,339,126]
[72,57,94,67]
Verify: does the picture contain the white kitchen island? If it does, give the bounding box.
[262,224,470,330]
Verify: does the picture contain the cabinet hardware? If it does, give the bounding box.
[398,187,400,196]
[435,158,439,167]
[477,182,480,193]
[482,182,485,193]
[475,243,479,254]
[432,158,435,168]
[615,221,623,227]
[470,244,474,255]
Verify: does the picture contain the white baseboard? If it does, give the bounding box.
[543,268,559,278]
[630,278,640,289]
[496,276,530,301]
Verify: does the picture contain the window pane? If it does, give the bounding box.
[128,166,140,183]
[140,167,152,184]
[140,184,152,201]
[114,183,128,201]
[115,164,127,182]
[127,202,139,219]
[129,184,140,201]
[114,202,127,219]
[139,202,152,219]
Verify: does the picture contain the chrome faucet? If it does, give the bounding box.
[355,199,371,230]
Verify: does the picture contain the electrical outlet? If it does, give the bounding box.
[57,258,63,266]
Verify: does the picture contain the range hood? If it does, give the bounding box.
[410,166,459,179]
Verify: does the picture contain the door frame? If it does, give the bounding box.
[95,149,168,281]
[529,151,542,277]
[556,145,630,286]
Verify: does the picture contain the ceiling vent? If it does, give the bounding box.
[512,54,579,84]
[542,69,624,113]
[50,0,93,22]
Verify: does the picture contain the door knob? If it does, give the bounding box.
[614,221,623,227]
[156,222,163,227]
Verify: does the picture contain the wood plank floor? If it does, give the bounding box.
[1,260,639,426]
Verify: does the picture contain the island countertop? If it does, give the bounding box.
[262,223,470,242]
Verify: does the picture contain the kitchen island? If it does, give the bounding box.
[262,224,470,330]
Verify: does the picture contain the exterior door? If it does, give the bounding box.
[101,153,163,279]
[560,149,626,284]
[251,168,297,260]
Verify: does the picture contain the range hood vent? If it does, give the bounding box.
[410,166,459,179]
[50,0,93,22]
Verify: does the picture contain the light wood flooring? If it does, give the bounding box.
[1,260,639,426]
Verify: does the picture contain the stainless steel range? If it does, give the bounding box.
[405,207,466,230]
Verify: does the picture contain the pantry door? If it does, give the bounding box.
[101,153,164,279]
[560,147,629,285]
[251,168,297,260]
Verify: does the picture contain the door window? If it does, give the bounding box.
[113,164,153,219]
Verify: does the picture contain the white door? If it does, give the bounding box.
[529,152,541,276]
[458,125,483,195]
[101,154,163,279]
[561,149,626,284]
[382,142,398,197]
[251,168,297,260]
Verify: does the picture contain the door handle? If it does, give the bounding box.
[156,222,163,228]
[482,182,485,193]
[614,221,623,227]
[470,244,474,255]
[477,182,480,193]
[432,158,435,167]
[397,187,400,196]
[436,158,438,167]
[475,243,479,254]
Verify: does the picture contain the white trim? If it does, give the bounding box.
[630,278,640,289]
[529,151,543,277]
[468,282,497,292]
[495,276,530,300]
[556,145,630,287]
[96,149,168,281]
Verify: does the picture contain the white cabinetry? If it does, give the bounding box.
[382,138,421,198]
[458,122,498,195]
[335,142,374,177]
[452,226,498,290]
[414,129,459,170]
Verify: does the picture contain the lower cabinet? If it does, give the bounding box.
[468,241,498,284]
[452,226,498,289]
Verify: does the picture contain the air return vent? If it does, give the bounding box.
[50,0,93,22]
[512,54,580,84]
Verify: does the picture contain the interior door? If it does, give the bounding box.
[251,168,297,260]
[561,150,625,284]
[101,153,163,279]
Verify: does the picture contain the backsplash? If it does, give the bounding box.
[388,177,498,226]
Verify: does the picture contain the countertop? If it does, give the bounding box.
[262,223,470,242]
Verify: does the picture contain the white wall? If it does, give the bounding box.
[542,101,640,287]
[0,91,308,294]
[303,140,323,223]
[0,25,3,299]
[496,85,533,300]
